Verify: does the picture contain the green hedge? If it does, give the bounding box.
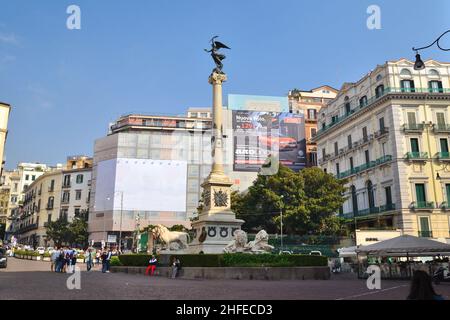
[118,254,158,267]
[110,256,123,266]
[118,253,327,268]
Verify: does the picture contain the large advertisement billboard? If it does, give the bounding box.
[94,158,187,212]
[232,111,305,172]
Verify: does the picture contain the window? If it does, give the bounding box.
[440,139,449,153]
[348,135,352,149]
[446,184,450,203]
[365,150,370,164]
[334,142,339,156]
[400,69,412,77]
[322,148,326,159]
[336,163,340,176]
[375,85,385,98]
[63,175,70,187]
[47,214,52,224]
[419,216,431,237]
[362,127,368,142]
[350,157,354,171]
[62,191,70,203]
[310,128,317,137]
[376,74,383,82]
[407,112,417,126]
[351,185,358,214]
[429,80,443,93]
[25,175,29,181]
[367,181,375,209]
[428,69,439,77]
[359,96,368,107]
[31,175,36,181]
[410,138,420,153]
[385,186,392,205]
[74,208,81,217]
[307,109,317,120]
[401,80,415,92]
[47,197,54,209]
[415,184,427,204]
[60,209,68,222]
[345,102,351,114]
[75,190,82,200]
[76,174,83,184]
[49,180,55,191]
[436,112,446,128]
[379,117,385,131]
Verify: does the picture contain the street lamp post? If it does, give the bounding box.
[280,195,284,252]
[412,30,450,70]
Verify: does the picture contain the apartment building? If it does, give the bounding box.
[314,58,450,242]
[13,156,92,247]
[288,86,338,166]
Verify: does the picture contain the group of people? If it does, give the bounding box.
[50,247,113,274]
[50,247,80,273]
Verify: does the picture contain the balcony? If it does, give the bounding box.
[439,202,448,210]
[405,152,428,161]
[433,124,450,133]
[379,203,396,212]
[374,127,389,138]
[418,231,433,238]
[403,123,425,133]
[62,183,71,189]
[436,152,450,161]
[336,155,392,179]
[341,204,396,219]
[48,187,54,193]
[411,201,435,210]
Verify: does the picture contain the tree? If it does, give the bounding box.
[69,216,89,247]
[46,218,70,247]
[232,165,348,236]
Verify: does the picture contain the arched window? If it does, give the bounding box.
[367,180,375,209]
[359,96,368,107]
[375,84,385,98]
[428,69,440,78]
[400,68,412,78]
[351,186,358,215]
[47,196,54,209]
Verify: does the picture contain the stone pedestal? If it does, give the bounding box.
[189,72,244,254]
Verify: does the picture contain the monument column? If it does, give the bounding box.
[189,71,244,254]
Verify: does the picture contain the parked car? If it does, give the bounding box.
[46,247,55,254]
[0,248,7,268]
[279,250,293,255]
[36,247,45,255]
[309,251,322,256]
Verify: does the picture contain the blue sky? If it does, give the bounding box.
[0,0,449,169]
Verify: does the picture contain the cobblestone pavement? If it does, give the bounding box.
[1,258,450,300]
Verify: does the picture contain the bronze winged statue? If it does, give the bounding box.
[205,36,230,73]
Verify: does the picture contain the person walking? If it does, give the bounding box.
[71,249,78,273]
[145,255,158,276]
[171,256,181,279]
[105,247,112,273]
[407,270,445,300]
[85,248,93,271]
[95,250,101,265]
[56,247,65,273]
[101,248,108,273]
[50,247,59,272]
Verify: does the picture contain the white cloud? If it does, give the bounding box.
[0,33,19,45]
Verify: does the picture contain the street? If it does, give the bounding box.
[2,258,450,300]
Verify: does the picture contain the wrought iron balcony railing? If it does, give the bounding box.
[405,152,428,160]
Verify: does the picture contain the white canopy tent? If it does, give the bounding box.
[356,235,450,257]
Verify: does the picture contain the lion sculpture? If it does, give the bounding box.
[223,230,248,253]
[223,229,273,254]
[152,224,190,251]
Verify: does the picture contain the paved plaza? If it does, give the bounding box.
[1,258,450,300]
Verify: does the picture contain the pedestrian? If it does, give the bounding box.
[407,270,445,300]
[101,248,108,273]
[56,247,65,273]
[50,247,59,272]
[171,256,181,279]
[145,255,158,276]
[85,248,93,271]
[106,247,112,272]
[71,249,78,273]
[95,250,101,265]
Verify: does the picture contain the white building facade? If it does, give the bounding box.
[314,58,450,241]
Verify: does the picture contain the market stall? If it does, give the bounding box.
[355,235,450,279]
